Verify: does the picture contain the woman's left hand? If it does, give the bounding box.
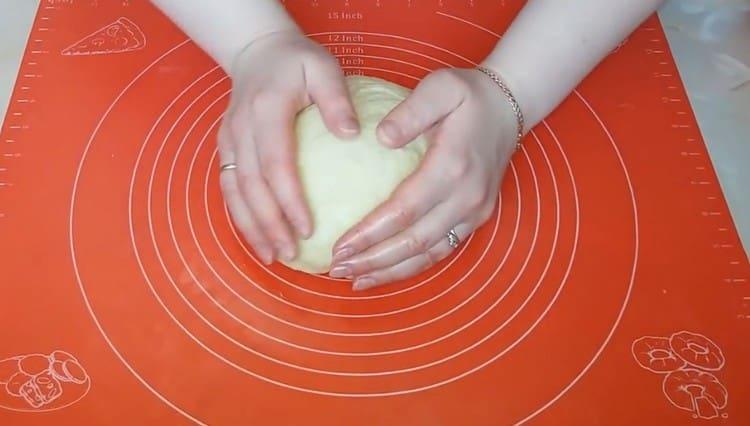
[329,67,520,291]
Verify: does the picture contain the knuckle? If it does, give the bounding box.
[250,91,277,114]
[235,168,255,187]
[258,154,278,172]
[269,237,286,249]
[393,205,416,227]
[350,258,372,275]
[319,53,341,69]
[260,216,287,238]
[397,102,423,132]
[258,151,292,175]
[445,156,469,181]
[228,117,245,142]
[306,53,339,77]
[369,270,390,286]
[397,98,418,118]
[466,189,486,209]
[348,227,370,251]
[423,250,438,268]
[326,96,353,114]
[405,233,429,255]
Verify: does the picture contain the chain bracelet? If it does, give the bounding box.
[476,66,525,151]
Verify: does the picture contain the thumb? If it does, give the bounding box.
[307,57,360,139]
[377,69,463,148]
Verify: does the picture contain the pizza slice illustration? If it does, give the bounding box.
[61,17,146,56]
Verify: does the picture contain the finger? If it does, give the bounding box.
[377,69,464,148]
[352,235,460,291]
[219,123,274,264]
[252,92,313,238]
[331,152,448,262]
[220,168,274,265]
[330,200,475,277]
[232,120,297,261]
[306,56,360,137]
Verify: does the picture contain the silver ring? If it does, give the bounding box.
[447,228,460,249]
[219,163,238,173]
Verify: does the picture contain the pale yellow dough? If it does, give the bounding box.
[281,76,427,273]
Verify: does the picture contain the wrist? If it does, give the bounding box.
[479,59,543,131]
[475,65,525,150]
[228,25,300,79]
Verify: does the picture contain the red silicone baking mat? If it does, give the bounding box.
[0,0,748,424]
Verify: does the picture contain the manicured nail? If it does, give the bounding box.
[353,277,376,291]
[340,118,359,135]
[333,247,354,262]
[378,121,401,146]
[329,265,352,278]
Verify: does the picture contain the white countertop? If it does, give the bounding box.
[1,0,747,255]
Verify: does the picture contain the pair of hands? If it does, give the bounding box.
[218,30,519,291]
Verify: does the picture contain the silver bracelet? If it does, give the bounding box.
[476,66,525,150]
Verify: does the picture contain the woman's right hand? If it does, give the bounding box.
[218,30,359,265]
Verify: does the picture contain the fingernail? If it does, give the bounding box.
[281,246,296,262]
[378,121,401,146]
[260,250,273,265]
[353,277,376,291]
[333,247,354,262]
[340,118,359,135]
[275,242,295,262]
[295,221,312,240]
[329,265,352,278]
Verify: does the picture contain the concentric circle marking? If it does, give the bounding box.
[69,22,638,424]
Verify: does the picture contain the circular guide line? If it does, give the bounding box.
[421,13,641,424]
[514,98,640,426]
[70,39,206,426]
[170,58,498,328]
[145,62,564,381]
[155,62,536,365]
[67,20,639,425]
[411,15,640,423]
[146,50,574,386]
[124,38,559,385]
[116,58,524,408]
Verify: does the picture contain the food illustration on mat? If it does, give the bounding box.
[669,330,725,371]
[0,351,90,412]
[633,331,730,420]
[663,369,729,420]
[61,17,145,56]
[632,335,687,373]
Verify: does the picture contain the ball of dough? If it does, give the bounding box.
[281,76,427,274]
